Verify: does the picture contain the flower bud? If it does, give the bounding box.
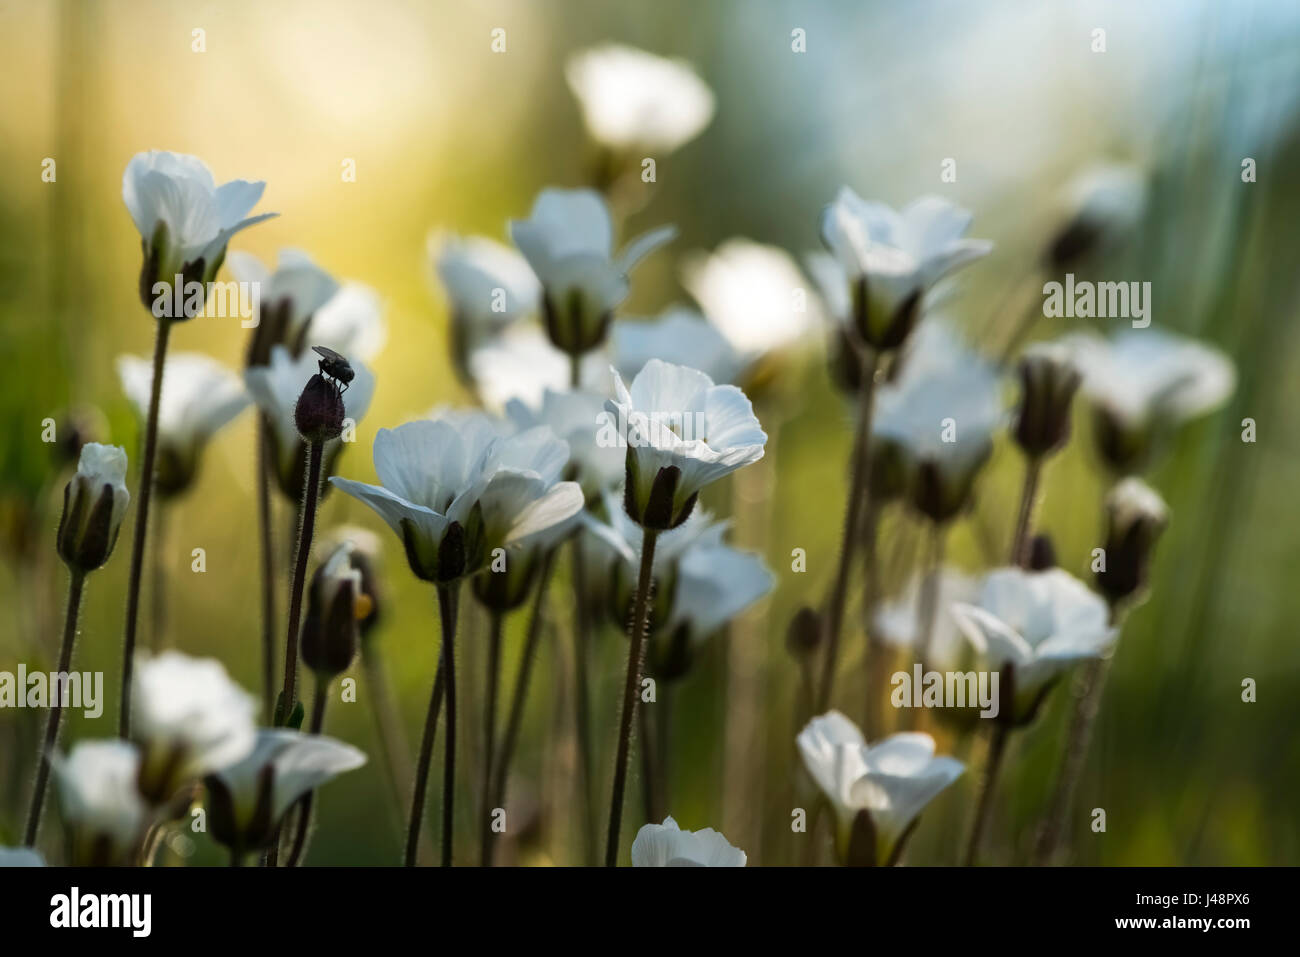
[1096,478,1168,608]
[1013,344,1080,459]
[543,286,613,357]
[301,545,364,680]
[472,545,543,612]
[785,605,822,660]
[852,277,921,353]
[624,460,698,531]
[910,445,991,526]
[1027,533,1057,571]
[57,443,130,573]
[294,373,346,444]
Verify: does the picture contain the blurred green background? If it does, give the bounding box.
[1,0,1298,865]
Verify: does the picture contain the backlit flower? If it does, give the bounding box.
[56,442,131,573]
[630,816,746,867]
[611,307,745,385]
[54,740,149,866]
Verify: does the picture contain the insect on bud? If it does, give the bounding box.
[57,443,131,574]
[295,346,354,444]
[1013,344,1081,459]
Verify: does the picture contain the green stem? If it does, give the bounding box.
[963,723,1009,866]
[278,440,324,723]
[257,416,277,724]
[23,569,86,846]
[437,583,460,867]
[480,610,503,866]
[605,528,659,866]
[404,651,445,866]
[119,317,172,738]
[1010,456,1043,568]
[570,538,597,865]
[285,684,329,867]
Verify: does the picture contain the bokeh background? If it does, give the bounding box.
[2,0,1298,865]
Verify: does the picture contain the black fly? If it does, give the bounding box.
[312,345,354,394]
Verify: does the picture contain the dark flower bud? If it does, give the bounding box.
[294,373,346,444]
[1013,344,1080,459]
[472,544,543,612]
[57,444,130,573]
[1092,406,1152,476]
[845,809,878,867]
[785,605,822,660]
[910,445,990,526]
[542,287,613,358]
[852,278,921,353]
[1027,533,1057,571]
[1096,478,1168,608]
[624,460,698,531]
[301,546,364,680]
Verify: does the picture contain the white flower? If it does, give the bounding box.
[566,44,714,154]
[0,847,45,867]
[116,352,248,495]
[1097,478,1169,607]
[309,283,387,362]
[54,740,148,865]
[57,443,131,572]
[122,150,275,286]
[797,712,963,865]
[506,389,625,498]
[872,321,1002,522]
[681,239,820,366]
[606,359,766,529]
[468,326,609,411]
[819,190,992,349]
[206,729,365,852]
[1064,328,1235,471]
[950,568,1116,724]
[1048,163,1148,266]
[330,416,584,583]
[611,307,746,385]
[873,566,978,670]
[432,232,539,378]
[130,651,258,803]
[630,816,746,866]
[510,188,675,354]
[228,248,340,346]
[244,344,376,496]
[666,543,774,642]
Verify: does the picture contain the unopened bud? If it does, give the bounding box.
[294,373,346,444]
[1013,343,1080,459]
[1096,478,1168,607]
[57,443,131,573]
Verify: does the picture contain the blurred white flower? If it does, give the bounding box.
[54,740,149,865]
[1096,477,1169,607]
[819,190,992,350]
[229,248,339,348]
[630,816,746,866]
[123,150,276,292]
[117,352,249,496]
[0,847,45,867]
[873,566,978,670]
[666,543,774,642]
[607,359,766,529]
[206,729,365,853]
[331,417,584,583]
[510,188,675,355]
[309,283,387,362]
[506,388,624,498]
[682,239,820,368]
[1064,328,1236,472]
[797,712,963,865]
[1047,163,1148,268]
[566,44,715,154]
[57,442,131,573]
[244,344,376,498]
[468,326,609,411]
[872,321,1002,523]
[130,651,258,804]
[611,307,746,385]
[950,567,1116,724]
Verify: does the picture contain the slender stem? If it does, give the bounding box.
[1034,656,1112,864]
[570,538,597,865]
[1010,456,1043,568]
[605,529,659,866]
[23,569,86,846]
[404,652,445,866]
[437,583,461,867]
[119,317,172,738]
[963,723,1009,866]
[655,682,672,817]
[817,350,879,712]
[480,610,503,866]
[278,440,324,722]
[492,551,557,812]
[285,684,329,867]
[914,523,947,668]
[638,686,660,823]
[860,500,883,737]
[148,501,168,651]
[257,416,277,724]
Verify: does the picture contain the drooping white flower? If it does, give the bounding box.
[116,352,248,496]
[130,651,258,804]
[468,326,609,411]
[330,416,584,583]
[431,232,539,381]
[510,188,675,355]
[1047,163,1148,268]
[630,816,746,866]
[819,190,992,350]
[1064,328,1236,472]
[950,567,1116,724]
[872,321,1003,523]
[682,239,820,370]
[54,740,149,865]
[506,389,624,499]
[605,359,766,529]
[0,847,45,867]
[244,344,376,498]
[611,307,746,385]
[206,729,365,853]
[122,150,276,292]
[873,566,978,671]
[797,712,963,865]
[228,248,339,351]
[566,44,715,154]
[666,543,774,642]
[57,442,131,573]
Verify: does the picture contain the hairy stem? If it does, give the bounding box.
[278,440,324,722]
[257,416,277,724]
[285,684,329,867]
[437,583,460,867]
[404,651,445,866]
[480,610,503,866]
